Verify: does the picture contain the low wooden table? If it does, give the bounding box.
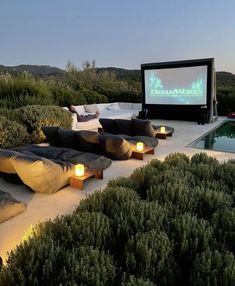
[132,146,155,160]
[70,169,103,190]
[155,130,173,139]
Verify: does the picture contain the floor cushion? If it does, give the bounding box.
[99,118,118,134]
[76,130,102,154]
[42,126,61,147]
[0,149,22,174]
[115,119,132,136]
[99,134,132,160]
[58,128,79,150]
[0,190,26,223]
[11,154,74,193]
[132,119,155,137]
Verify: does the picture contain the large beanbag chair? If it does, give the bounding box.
[11,154,74,193]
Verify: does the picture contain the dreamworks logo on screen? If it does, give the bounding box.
[149,73,204,97]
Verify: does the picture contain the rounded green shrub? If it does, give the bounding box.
[76,186,141,214]
[191,249,235,286]
[0,116,30,148]
[121,275,155,286]
[36,212,111,251]
[124,230,176,285]
[14,105,72,143]
[1,243,116,286]
[2,153,235,285]
[79,87,108,103]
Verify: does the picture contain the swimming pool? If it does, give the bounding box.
[189,120,235,153]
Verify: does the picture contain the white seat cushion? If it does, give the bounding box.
[119,102,133,109]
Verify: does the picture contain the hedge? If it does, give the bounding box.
[1,153,235,286]
[14,105,72,143]
[0,116,30,149]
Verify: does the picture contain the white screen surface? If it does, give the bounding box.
[144,65,208,105]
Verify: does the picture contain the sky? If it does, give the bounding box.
[0,0,235,73]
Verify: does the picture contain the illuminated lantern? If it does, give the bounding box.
[136,142,144,152]
[160,126,166,133]
[75,164,85,177]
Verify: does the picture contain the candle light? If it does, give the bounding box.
[75,164,85,177]
[160,126,166,133]
[136,142,144,152]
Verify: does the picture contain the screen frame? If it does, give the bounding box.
[141,58,214,111]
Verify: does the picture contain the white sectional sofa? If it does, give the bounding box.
[64,102,142,130]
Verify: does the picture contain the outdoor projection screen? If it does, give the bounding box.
[144,65,208,105]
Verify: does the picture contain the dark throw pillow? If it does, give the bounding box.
[132,119,155,137]
[99,134,132,160]
[115,119,132,136]
[58,128,79,150]
[76,131,102,154]
[99,118,118,134]
[42,126,61,147]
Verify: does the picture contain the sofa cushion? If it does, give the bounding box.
[68,152,112,171]
[115,119,132,136]
[42,126,61,147]
[84,104,99,113]
[11,154,74,193]
[99,118,118,134]
[58,128,79,150]
[99,134,132,160]
[132,119,155,137]
[0,149,22,174]
[0,190,26,223]
[133,136,158,148]
[75,105,86,114]
[76,131,102,154]
[107,102,120,110]
[119,102,133,109]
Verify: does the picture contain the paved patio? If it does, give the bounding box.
[1,117,235,262]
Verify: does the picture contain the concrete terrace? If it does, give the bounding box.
[1,117,235,262]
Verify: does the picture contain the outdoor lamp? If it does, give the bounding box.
[75,164,85,177]
[136,142,144,152]
[160,126,166,133]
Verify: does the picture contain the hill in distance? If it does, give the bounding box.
[0,64,235,86]
[0,64,65,77]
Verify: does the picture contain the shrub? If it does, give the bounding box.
[79,88,108,104]
[35,212,111,251]
[49,84,87,106]
[1,244,116,286]
[124,230,176,285]
[121,275,155,286]
[168,213,213,284]
[0,116,30,148]
[2,153,235,285]
[191,249,235,286]
[14,105,72,143]
[217,88,235,115]
[0,74,54,108]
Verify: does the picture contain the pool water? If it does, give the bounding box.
[190,120,235,153]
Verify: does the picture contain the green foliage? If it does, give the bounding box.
[1,244,116,286]
[48,83,87,106]
[14,105,72,143]
[2,153,235,285]
[124,230,176,285]
[0,116,30,148]
[0,73,54,108]
[79,87,108,104]
[217,87,235,115]
[121,275,155,286]
[191,249,235,286]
